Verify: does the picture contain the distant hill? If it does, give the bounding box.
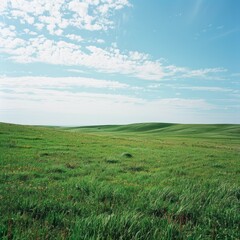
[65,122,240,139]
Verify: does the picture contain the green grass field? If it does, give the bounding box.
[0,122,239,239]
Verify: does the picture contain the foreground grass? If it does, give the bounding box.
[0,122,239,239]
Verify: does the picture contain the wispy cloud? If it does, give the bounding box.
[177,86,234,92]
[1,73,236,125]
[0,75,215,113]
[67,69,86,74]
[211,28,240,41]
[164,65,227,80]
[0,79,216,125]
[0,76,130,90]
[147,83,236,93]
[0,22,226,81]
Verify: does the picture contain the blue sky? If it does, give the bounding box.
[0,0,239,125]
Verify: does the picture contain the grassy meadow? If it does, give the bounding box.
[0,122,239,239]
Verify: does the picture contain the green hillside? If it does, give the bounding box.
[0,122,239,239]
[67,122,240,139]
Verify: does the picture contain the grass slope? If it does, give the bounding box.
[67,122,240,139]
[0,122,239,239]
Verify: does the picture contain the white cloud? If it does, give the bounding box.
[0,23,227,81]
[0,76,217,125]
[0,23,16,37]
[23,28,37,35]
[0,76,214,113]
[0,1,227,81]
[129,51,149,61]
[181,68,227,79]
[66,34,83,42]
[68,1,89,17]
[178,86,233,92]
[35,23,44,30]
[2,0,131,35]
[0,76,129,90]
[0,92,218,125]
[147,84,235,95]
[0,24,26,54]
[152,98,214,110]
[96,39,105,44]
[84,45,165,79]
[11,9,35,25]
[0,28,166,80]
[0,1,9,13]
[165,65,227,80]
[67,69,86,74]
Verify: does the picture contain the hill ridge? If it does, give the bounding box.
[64,122,240,139]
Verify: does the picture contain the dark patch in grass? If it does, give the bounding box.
[7,219,13,240]
[50,175,65,180]
[174,212,196,225]
[150,207,168,218]
[75,184,91,196]
[66,163,78,169]
[169,168,187,176]
[150,208,197,226]
[40,152,50,157]
[121,152,133,158]
[175,169,187,176]
[162,192,179,203]
[47,167,66,174]
[16,136,42,141]
[126,166,145,172]
[231,188,240,200]
[30,137,42,140]
[33,173,43,178]
[18,174,30,182]
[106,159,119,164]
